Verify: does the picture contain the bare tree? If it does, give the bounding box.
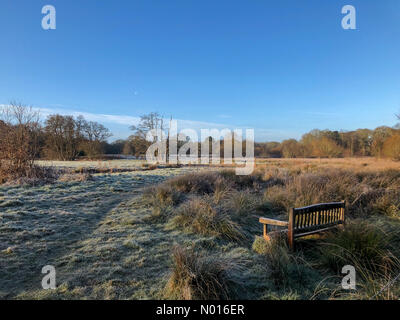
[44,114,82,160]
[80,117,112,158]
[130,112,164,141]
[0,102,41,181]
[126,112,164,157]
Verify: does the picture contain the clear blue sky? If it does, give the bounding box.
[1,0,400,141]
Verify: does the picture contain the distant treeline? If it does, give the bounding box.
[254,127,400,159]
[110,126,400,161]
[2,104,400,163]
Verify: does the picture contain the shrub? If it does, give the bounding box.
[382,134,400,161]
[0,103,42,183]
[1,165,59,186]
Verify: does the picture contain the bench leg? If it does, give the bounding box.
[263,224,270,241]
[288,208,294,250]
[288,234,294,250]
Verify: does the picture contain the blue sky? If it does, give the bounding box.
[1,0,400,141]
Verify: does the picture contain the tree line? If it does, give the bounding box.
[2,103,400,165]
[254,123,400,160]
[0,103,113,163]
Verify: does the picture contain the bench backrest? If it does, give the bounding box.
[290,201,345,235]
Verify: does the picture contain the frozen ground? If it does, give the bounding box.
[0,167,209,299]
[36,159,148,170]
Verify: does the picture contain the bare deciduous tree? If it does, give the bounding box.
[44,114,82,160]
[130,112,164,141]
[0,102,41,182]
[80,117,112,158]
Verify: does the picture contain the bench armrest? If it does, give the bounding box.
[259,217,288,227]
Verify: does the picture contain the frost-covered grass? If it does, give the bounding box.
[2,161,400,300]
[36,159,147,170]
[0,166,204,299]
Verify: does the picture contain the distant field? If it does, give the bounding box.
[255,157,400,171]
[36,157,400,172]
[36,159,148,170]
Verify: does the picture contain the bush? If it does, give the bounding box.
[0,103,41,183]
[1,165,58,186]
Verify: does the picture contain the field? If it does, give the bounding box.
[1,158,400,300]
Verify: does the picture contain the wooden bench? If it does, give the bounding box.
[259,201,346,249]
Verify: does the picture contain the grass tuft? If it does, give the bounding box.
[164,245,240,300]
[170,197,244,241]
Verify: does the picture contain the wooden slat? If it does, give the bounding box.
[300,213,304,228]
[295,201,345,211]
[294,225,340,238]
[259,217,289,227]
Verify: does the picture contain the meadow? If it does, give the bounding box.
[1,158,400,300]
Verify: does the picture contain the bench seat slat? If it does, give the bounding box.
[294,224,342,238]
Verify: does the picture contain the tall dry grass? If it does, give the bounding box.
[145,165,400,299]
[164,245,242,300]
